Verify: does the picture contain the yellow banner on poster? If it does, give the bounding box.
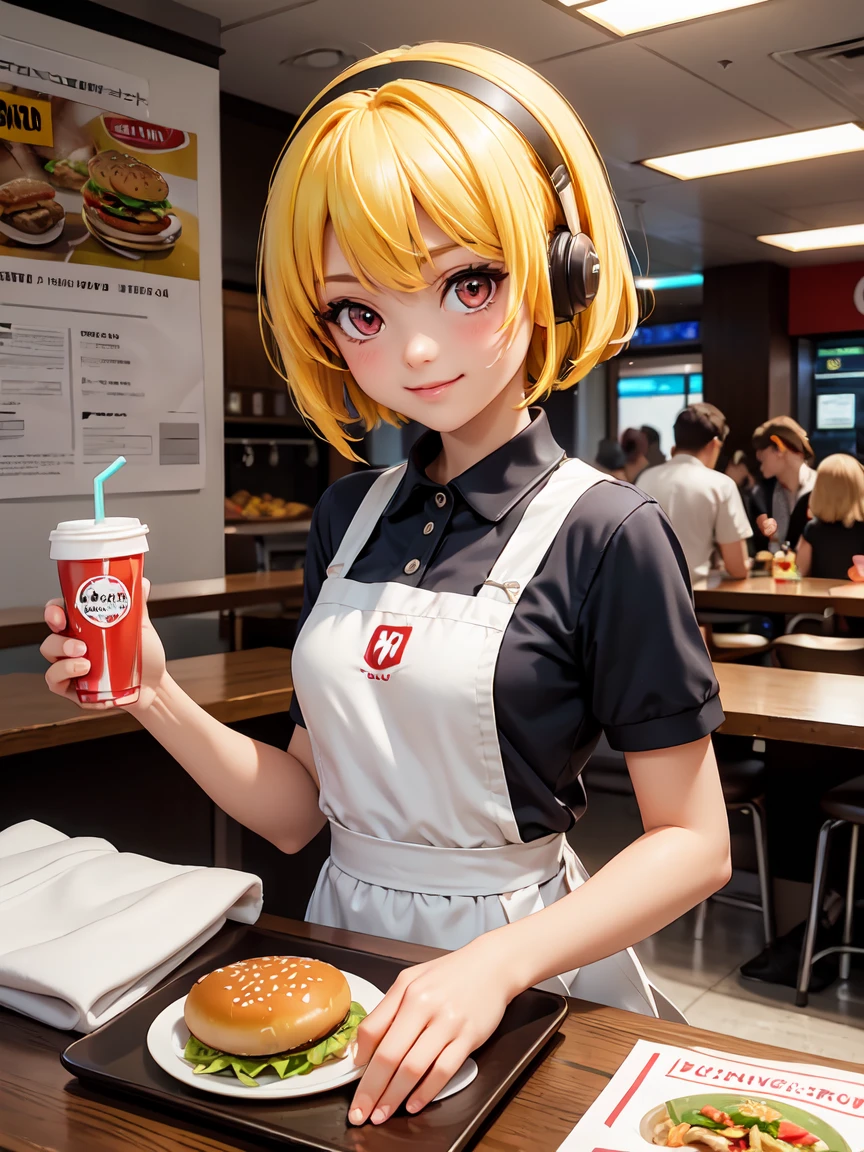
[0,92,52,147]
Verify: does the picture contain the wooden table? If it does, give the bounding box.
[1,913,861,1152]
[694,574,864,617]
[0,647,294,759]
[0,571,305,649]
[716,662,864,750]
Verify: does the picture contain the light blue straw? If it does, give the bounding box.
[93,456,127,523]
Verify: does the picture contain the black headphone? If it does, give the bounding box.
[290,59,601,323]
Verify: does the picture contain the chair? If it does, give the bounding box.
[582,737,775,948]
[702,622,773,664]
[773,634,864,676]
[796,776,864,1007]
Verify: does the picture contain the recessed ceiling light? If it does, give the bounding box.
[642,123,864,180]
[635,274,704,290]
[757,225,864,252]
[283,48,356,70]
[563,0,769,36]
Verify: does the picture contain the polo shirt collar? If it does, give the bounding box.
[386,408,565,523]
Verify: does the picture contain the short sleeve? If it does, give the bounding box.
[579,500,724,752]
[715,477,753,545]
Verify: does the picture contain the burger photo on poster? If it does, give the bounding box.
[0,176,65,244]
[82,149,181,250]
[181,956,367,1088]
[33,97,96,190]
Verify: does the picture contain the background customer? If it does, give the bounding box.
[797,454,864,579]
[639,403,752,584]
[751,417,816,551]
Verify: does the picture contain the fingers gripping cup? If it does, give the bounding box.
[49,517,149,703]
[49,459,148,705]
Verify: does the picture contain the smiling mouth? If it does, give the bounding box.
[406,375,463,395]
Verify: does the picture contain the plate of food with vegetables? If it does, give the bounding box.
[639,1094,850,1151]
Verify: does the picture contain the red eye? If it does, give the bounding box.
[331,303,384,341]
[444,273,498,313]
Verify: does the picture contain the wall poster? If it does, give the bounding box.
[0,36,205,498]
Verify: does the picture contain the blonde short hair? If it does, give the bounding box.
[810,454,864,528]
[259,42,638,458]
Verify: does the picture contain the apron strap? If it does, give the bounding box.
[326,464,407,577]
[478,458,608,605]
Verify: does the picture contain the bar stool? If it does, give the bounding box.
[694,754,775,949]
[582,739,774,947]
[795,776,864,1007]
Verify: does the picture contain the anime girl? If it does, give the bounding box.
[43,41,731,1127]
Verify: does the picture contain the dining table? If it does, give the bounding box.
[0,570,305,649]
[1,913,862,1152]
[693,574,864,618]
[716,661,864,750]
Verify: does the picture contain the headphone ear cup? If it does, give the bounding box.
[548,228,601,321]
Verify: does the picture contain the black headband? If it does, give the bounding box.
[290,59,569,183]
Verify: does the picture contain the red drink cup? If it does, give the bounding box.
[49,517,149,704]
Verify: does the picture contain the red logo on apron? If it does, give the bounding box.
[364,625,412,670]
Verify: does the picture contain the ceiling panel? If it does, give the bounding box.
[539,42,782,162]
[181,0,318,26]
[217,0,611,115]
[643,0,863,128]
[632,180,809,234]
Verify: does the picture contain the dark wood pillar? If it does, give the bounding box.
[702,262,792,456]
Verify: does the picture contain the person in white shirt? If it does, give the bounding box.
[638,403,752,584]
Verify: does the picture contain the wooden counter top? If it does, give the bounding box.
[0,915,861,1152]
[0,647,293,757]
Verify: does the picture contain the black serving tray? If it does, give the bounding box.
[61,923,567,1152]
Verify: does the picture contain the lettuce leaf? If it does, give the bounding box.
[45,158,89,177]
[84,178,171,216]
[183,1002,366,1088]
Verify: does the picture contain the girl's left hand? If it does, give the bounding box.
[348,937,517,1126]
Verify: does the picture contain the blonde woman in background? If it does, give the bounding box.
[797,454,864,579]
[41,43,731,1125]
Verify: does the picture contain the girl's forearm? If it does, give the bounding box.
[487,824,730,996]
[133,673,325,852]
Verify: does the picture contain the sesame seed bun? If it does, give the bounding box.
[183,957,352,1058]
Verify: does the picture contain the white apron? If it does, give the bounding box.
[292,458,661,1015]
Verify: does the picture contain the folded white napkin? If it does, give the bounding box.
[0,820,263,1033]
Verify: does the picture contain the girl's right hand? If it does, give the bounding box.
[40,577,168,712]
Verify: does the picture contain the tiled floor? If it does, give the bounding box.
[574,790,864,1061]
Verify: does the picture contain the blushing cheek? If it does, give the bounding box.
[341,341,385,391]
[455,310,502,357]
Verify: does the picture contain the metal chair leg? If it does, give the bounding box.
[841,824,860,982]
[796,819,841,1008]
[747,799,775,948]
[694,899,708,941]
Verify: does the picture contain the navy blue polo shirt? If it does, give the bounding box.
[290,409,723,841]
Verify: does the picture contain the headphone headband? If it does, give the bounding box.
[291,60,569,184]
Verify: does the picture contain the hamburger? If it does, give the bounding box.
[183,956,367,1087]
[33,96,96,190]
[0,177,65,244]
[83,149,173,241]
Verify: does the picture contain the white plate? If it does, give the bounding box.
[146,971,478,1103]
[0,214,66,245]
[83,206,181,246]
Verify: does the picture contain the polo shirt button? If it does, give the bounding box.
[434,491,447,508]
[404,558,420,575]
[423,521,434,535]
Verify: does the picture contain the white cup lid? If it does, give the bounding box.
[50,517,149,560]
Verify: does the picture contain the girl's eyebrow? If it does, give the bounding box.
[323,243,467,287]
